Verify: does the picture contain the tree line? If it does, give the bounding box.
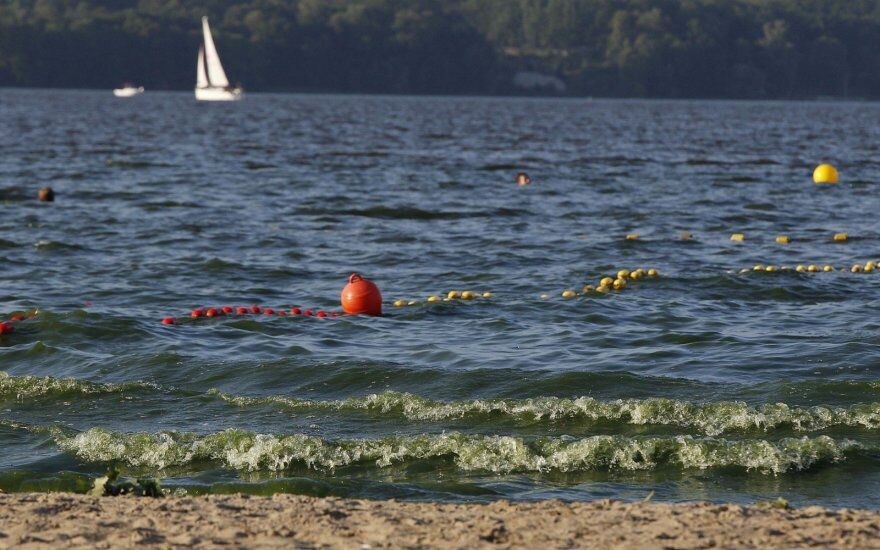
[1,0,878,98]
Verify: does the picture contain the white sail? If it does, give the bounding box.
[201,16,229,88]
[196,47,208,88]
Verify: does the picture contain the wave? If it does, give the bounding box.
[212,389,880,436]
[7,371,880,436]
[0,372,159,402]
[53,428,858,475]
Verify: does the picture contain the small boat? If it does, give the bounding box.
[113,84,144,98]
[195,16,243,101]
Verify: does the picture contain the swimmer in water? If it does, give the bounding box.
[38,187,54,202]
[516,172,532,186]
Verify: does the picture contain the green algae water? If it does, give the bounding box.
[2,90,880,507]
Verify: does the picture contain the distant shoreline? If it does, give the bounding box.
[0,85,874,104]
[1,492,878,547]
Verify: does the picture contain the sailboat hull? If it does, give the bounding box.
[195,87,243,101]
[113,87,144,98]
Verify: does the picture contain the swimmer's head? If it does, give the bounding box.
[38,187,54,202]
[516,172,531,186]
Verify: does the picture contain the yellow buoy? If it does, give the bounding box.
[482,292,493,298]
[630,271,642,280]
[617,270,630,279]
[776,236,791,244]
[813,164,839,184]
[408,301,418,306]
[807,265,819,272]
[582,285,595,293]
[796,265,806,272]
[612,280,625,290]
[540,294,550,299]
[739,268,749,274]
[679,233,693,239]
[427,296,441,302]
[596,285,610,293]
[447,291,460,300]
[753,265,765,271]
[647,268,659,277]
[865,264,875,273]
[731,234,744,242]
[852,264,863,273]
[461,291,475,300]
[393,300,406,307]
[562,290,577,298]
[866,261,877,270]
[600,277,614,287]
[626,234,640,240]
[765,266,778,272]
[833,233,848,242]
[823,265,834,272]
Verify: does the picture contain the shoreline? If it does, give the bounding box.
[1,493,879,548]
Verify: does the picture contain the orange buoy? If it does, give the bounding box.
[341,273,382,316]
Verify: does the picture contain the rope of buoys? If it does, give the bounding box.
[552,267,661,299]
[162,273,385,325]
[0,311,39,335]
[733,260,880,274]
[728,232,855,243]
[393,291,494,307]
[161,305,342,325]
[615,231,864,243]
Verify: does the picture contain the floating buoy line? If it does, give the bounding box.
[733,260,880,275]
[0,311,38,335]
[550,267,661,300]
[3,253,879,336]
[160,305,343,326]
[622,231,863,244]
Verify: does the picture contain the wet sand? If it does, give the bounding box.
[1,493,879,548]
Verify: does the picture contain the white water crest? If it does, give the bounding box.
[211,389,880,436]
[54,428,858,475]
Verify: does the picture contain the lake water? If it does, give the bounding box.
[2,89,880,507]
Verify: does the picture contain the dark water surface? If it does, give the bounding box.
[2,89,880,507]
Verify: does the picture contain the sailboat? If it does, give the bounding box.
[195,16,243,101]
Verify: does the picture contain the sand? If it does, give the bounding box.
[1,492,879,548]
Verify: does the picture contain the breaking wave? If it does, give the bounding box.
[212,389,880,436]
[54,428,858,475]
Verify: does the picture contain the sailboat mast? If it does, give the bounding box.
[202,46,212,87]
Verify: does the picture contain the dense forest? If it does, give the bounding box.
[1,0,880,98]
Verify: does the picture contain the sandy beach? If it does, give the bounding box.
[1,493,879,548]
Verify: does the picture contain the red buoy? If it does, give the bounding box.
[206,308,219,317]
[317,311,327,318]
[11,314,25,322]
[304,310,314,316]
[161,317,175,325]
[264,308,275,315]
[236,307,248,314]
[277,310,286,316]
[250,305,262,314]
[341,273,382,316]
[0,322,13,335]
[222,306,233,314]
[191,309,204,318]
[290,308,301,315]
